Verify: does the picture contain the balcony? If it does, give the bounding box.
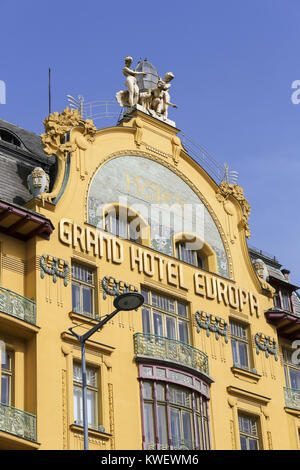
[134,332,209,376]
[0,403,37,442]
[0,286,36,325]
[284,387,300,411]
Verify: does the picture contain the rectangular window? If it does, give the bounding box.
[283,348,300,390]
[73,362,99,430]
[1,349,12,405]
[71,263,96,318]
[141,379,210,450]
[238,413,260,450]
[141,289,189,344]
[230,321,250,370]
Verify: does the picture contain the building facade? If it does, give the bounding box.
[0,100,299,450]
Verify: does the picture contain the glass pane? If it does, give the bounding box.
[72,282,81,312]
[73,385,82,424]
[141,289,149,304]
[156,383,165,401]
[157,404,168,447]
[290,369,300,390]
[166,316,176,340]
[196,415,204,449]
[240,435,248,450]
[143,402,155,446]
[1,352,11,371]
[249,437,259,450]
[143,382,153,399]
[87,389,97,427]
[1,375,10,405]
[170,408,181,448]
[177,302,187,317]
[142,308,151,334]
[153,312,163,337]
[182,411,193,449]
[238,342,249,368]
[178,320,189,343]
[231,338,238,365]
[82,286,93,314]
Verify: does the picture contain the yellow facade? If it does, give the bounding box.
[0,107,299,450]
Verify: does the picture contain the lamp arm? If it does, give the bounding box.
[81,308,120,343]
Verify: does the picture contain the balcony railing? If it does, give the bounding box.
[0,286,36,325]
[134,333,209,375]
[0,403,37,442]
[284,387,300,410]
[146,438,195,450]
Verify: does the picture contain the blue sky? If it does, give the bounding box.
[1,0,299,283]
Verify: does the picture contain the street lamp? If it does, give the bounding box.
[68,292,144,450]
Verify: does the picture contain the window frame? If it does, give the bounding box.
[141,288,190,345]
[282,347,300,390]
[230,320,251,371]
[139,365,211,450]
[73,361,99,430]
[103,203,150,246]
[0,349,13,406]
[71,262,97,319]
[238,412,261,450]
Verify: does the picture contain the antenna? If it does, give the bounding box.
[67,95,84,117]
[48,67,51,115]
[224,163,239,184]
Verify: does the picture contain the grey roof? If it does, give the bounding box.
[0,118,56,206]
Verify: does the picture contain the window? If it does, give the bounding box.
[71,263,96,318]
[230,321,250,370]
[141,289,189,344]
[283,348,300,390]
[103,204,150,245]
[141,377,210,450]
[238,413,260,450]
[1,349,13,405]
[73,362,99,430]
[0,129,21,146]
[273,288,293,312]
[175,241,203,269]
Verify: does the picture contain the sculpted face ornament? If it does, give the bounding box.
[116,57,178,123]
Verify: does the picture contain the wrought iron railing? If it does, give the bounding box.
[134,333,209,375]
[0,403,37,442]
[0,286,36,325]
[284,387,300,410]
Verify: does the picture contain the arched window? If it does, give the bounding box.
[0,129,21,146]
[103,203,150,246]
[173,233,218,273]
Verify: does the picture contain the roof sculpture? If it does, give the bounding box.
[116,57,177,125]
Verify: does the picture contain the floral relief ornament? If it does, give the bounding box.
[216,181,251,238]
[40,107,97,203]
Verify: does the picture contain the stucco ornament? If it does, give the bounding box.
[40,107,97,203]
[216,181,251,238]
[27,167,50,197]
[116,57,177,123]
[252,258,275,297]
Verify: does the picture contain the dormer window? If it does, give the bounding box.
[0,129,21,146]
[103,203,150,246]
[175,241,204,269]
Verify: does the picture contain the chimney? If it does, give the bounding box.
[281,269,290,282]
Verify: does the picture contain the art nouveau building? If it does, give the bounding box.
[0,98,299,450]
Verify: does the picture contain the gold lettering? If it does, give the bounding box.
[155,255,164,281]
[217,279,229,306]
[59,218,72,245]
[167,261,178,286]
[249,293,260,317]
[86,227,98,256]
[194,272,205,297]
[143,251,155,277]
[178,265,188,291]
[130,246,143,273]
[239,288,248,312]
[73,223,85,252]
[112,239,123,264]
[205,275,217,299]
[228,285,239,309]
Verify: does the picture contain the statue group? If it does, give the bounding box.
[116,56,177,121]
